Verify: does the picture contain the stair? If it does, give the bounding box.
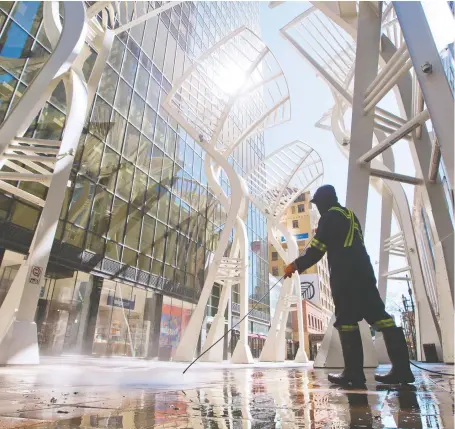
[215,257,244,284]
[0,136,64,207]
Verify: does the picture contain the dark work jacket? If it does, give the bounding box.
[295,203,377,295]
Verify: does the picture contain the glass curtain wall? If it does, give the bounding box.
[0,1,267,357]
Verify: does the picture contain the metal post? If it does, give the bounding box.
[394,1,454,192]
[345,2,383,228]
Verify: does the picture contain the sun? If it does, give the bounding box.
[215,65,247,96]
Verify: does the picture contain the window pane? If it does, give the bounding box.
[141,215,156,256]
[80,135,103,179]
[67,176,95,229]
[114,79,132,118]
[10,200,39,230]
[153,221,167,261]
[138,254,151,272]
[125,209,142,249]
[142,105,157,141]
[142,16,158,59]
[131,169,147,207]
[108,37,126,72]
[165,229,178,266]
[168,195,181,229]
[89,97,112,141]
[123,124,140,161]
[0,68,18,123]
[153,21,168,70]
[108,197,128,243]
[99,65,118,104]
[35,103,64,140]
[107,110,126,152]
[157,188,170,223]
[86,232,104,255]
[146,78,160,110]
[144,179,159,217]
[154,115,166,149]
[0,20,34,59]
[106,240,121,260]
[137,135,152,172]
[99,146,120,192]
[89,187,112,236]
[129,92,145,130]
[121,50,138,86]
[163,33,177,81]
[150,146,164,181]
[116,160,134,200]
[135,64,149,98]
[62,223,85,248]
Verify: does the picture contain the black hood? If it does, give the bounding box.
[311,185,338,215]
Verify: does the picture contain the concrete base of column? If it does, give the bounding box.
[374,332,391,364]
[294,346,309,363]
[200,316,225,362]
[231,340,253,364]
[0,320,39,365]
[259,334,280,362]
[314,316,378,368]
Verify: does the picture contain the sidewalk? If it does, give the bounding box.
[0,356,452,428]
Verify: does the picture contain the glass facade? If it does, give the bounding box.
[0,2,269,358]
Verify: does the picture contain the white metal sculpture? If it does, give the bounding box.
[280,1,454,363]
[163,26,291,363]
[0,1,182,364]
[245,141,323,362]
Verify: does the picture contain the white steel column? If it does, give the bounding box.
[345,1,382,226]
[245,141,323,363]
[393,1,454,192]
[339,1,382,368]
[164,27,291,363]
[0,2,87,364]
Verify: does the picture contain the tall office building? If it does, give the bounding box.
[0,2,269,359]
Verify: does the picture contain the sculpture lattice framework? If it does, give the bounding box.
[280,0,453,365]
[246,141,323,362]
[0,0,184,364]
[164,26,292,363]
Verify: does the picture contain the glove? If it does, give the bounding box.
[284,262,297,279]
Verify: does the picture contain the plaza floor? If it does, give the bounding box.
[0,356,452,428]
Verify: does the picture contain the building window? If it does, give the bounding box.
[291,206,295,214]
[295,193,306,203]
[298,204,305,213]
[292,220,299,229]
[271,251,278,261]
[272,267,279,276]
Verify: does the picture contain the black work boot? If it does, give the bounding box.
[375,327,415,384]
[328,330,366,388]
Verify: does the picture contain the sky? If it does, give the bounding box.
[259,1,454,320]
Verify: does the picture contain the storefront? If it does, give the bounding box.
[158,296,192,359]
[0,250,196,360]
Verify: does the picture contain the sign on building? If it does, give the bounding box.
[299,273,321,307]
[29,266,43,285]
[280,232,309,243]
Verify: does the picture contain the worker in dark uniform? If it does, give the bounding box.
[284,185,414,387]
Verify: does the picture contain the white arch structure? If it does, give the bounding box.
[0,1,183,364]
[163,26,291,363]
[279,1,454,363]
[245,141,323,363]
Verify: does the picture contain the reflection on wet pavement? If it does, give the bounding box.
[0,358,452,428]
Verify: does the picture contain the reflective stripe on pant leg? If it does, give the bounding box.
[372,318,396,331]
[337,324,360,332]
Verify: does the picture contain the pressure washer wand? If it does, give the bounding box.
[182,235,314,374]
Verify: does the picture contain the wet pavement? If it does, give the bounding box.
[0,357,453,428]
